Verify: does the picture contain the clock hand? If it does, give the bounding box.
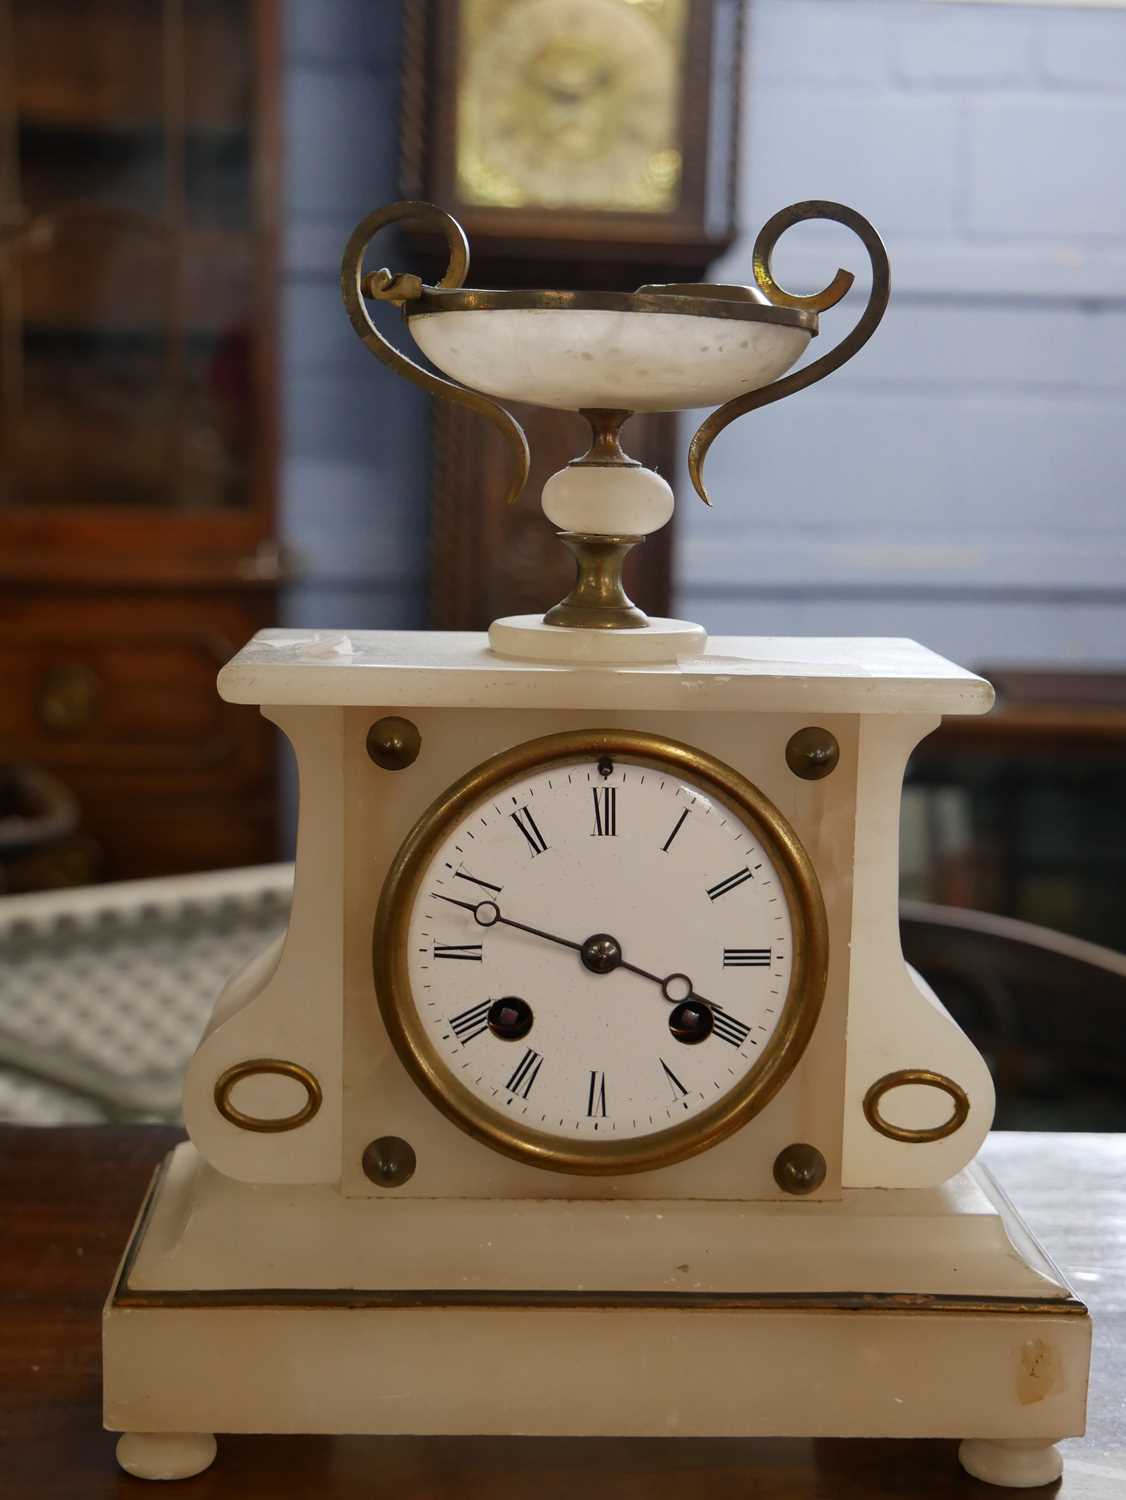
[492,910,584,955]
[432,893,481,915]
[434,891,719,1011]
[434,893,582,953]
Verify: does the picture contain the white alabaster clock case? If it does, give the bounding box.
[102,201,1090,1491]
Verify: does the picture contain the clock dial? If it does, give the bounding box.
[456,0,687,212]
[375,730,827,1175]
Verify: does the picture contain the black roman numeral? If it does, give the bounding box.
[434,943,483,961]
[712,1008,751,1048]
[661,808,689,852]
[505,1048,544,1098]
[591,786,617,837]
[587,1070,608,1117]
[723,947,771,967]
[454,866,502,895]
[449,1000,491,1044]
[510,806,548,856]
[660,1058,688,1099]
[707,867,753,901]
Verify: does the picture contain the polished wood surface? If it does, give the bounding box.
[0,589,277,885]
[2,1126,1122,1496]
[931,671,1126,750]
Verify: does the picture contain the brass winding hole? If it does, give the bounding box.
[214,1059,323,1133]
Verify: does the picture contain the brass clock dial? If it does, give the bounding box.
[455,0,687,212]
[374,729,828,1175]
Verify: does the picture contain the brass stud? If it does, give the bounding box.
[367,716,421,770]
[362,1135,416,1188]
[773,1142,827,1196]
[786,727,839,781]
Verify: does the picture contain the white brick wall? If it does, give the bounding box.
[678,0,1126,668]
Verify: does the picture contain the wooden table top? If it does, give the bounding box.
[2,1126,1123,1498]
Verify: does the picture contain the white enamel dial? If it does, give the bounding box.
[377,732,826,1174]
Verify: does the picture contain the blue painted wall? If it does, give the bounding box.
[280,1,431,631]
[678,0,1126,668]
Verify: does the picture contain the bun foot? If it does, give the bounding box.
[958,1438,1063,1488]
[115,1432,217,1480]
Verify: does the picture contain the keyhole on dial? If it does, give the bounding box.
[669,999,714,1045]
[488,996,533,1041]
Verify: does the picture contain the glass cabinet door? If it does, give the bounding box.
[0,0,258,514]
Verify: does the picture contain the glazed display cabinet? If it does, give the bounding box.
[0,0,280,886]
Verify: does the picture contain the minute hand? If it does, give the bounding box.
[494,912,583,954]
[493,911,711,1004]
[433,893,716,1010]
[432,893,582,955]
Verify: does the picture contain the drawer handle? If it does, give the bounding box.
[38,663,103,734]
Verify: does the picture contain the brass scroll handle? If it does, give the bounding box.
[341,200,530,506]
[688,200,890,506]
[862,1069,970,1144]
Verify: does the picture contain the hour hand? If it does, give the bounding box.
[432,892,481,915]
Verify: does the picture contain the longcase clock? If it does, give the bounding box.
[398,0,745,628]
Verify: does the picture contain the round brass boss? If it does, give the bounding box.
[362,1136,417,1188]
[214,1059,323,1134]
[786,727,839,781]
[367,716,421,770]
[773,1142,828,1195]
[373,728,829,1177]
[862,1069,970,1144]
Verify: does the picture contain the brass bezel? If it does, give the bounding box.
[373,728,829,1176]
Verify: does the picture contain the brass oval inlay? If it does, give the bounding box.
[214,1059,323,1134]
[863,1069,969,1144]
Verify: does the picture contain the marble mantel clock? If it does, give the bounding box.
[102,198,1092,1490]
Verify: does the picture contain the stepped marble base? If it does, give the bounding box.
[104,1145,1089,1484]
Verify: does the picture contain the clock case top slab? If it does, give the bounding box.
[218,630,994,715]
